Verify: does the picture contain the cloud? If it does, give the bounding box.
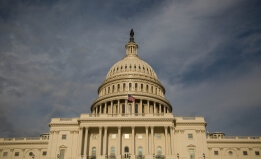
[0,0,261,137]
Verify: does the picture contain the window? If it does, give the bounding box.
[135,104,138,114]
[255,151,260,156]
[214,151,219,155]
[15,152,19,156]
[243,151,248,156]
[141,84,143,91]
[62,134,67,139]
[122,104,125,114]
[156,133,161,139]
[42,151,47,156]
[93,134,98,139]
[92,147,96,157]
[129,83,132,91]
[29,152,34,156]
[189,149,195,159]
[111,134,116,139]
[188,134,193,139]
[60,149,65,159]
[138,147,143,157]
[3,152,8,157]
[110,147,115,156]
[137,134,143,139]
[157,147,162,157]
[228,151,233,155]
[124,134,129,139]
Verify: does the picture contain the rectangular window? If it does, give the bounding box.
[42,151,47,156]
[62,134,66,139]
[3,152,8,157]
[255,151,260,156]
[137,134,143,139]
[156,133,161,139]
[14,152,19,156]
[188,134,193,139]
[124,134,129,139]
[93,134,98,139]
[243,151,248,156]
[60,149,65,159]
[214,151,219,155]
[111,134,116,139]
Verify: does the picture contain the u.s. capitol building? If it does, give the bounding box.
[1,30,261,159]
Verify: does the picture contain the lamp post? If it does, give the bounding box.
[177,153,179,159]
[203,153,205,159]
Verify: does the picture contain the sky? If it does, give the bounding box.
[0,0,261,137]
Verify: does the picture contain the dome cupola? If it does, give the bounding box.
[91,29,172,116]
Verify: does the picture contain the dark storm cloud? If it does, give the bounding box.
[0,0,261,137]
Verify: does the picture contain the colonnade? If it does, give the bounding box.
[92,99,171,115]
[78,126,175,158]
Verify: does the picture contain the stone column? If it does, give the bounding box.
[140,100,142,114]
[111,100,113,114]
[100,105,102,114]
[146,126,149,154]
[105,102,107,114]
[159,105,162,113]
[78,128,83,156]
[98,127,103,155]
[163,106,166,114]
[125,99,127,114]
[170,127,174,155]
[83,127,89,157]
[10,149,14,159]
[147,100,150,114]
[21,149,25,159]
[164,126,168,155]
[118,127,122,156]
[151,126,154,155]
[118,100,120,114]
[132,126,135,155]
[153,102,156,114]
[95,107,98,114]
[103,127,108,156]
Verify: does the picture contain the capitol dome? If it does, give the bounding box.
[91,29,172,115]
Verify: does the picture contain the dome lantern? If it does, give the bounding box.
[125,29,138,57]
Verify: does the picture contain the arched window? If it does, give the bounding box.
[129,83,132,91]
[189,149,195,159]
[141,84,143,91]
[151,86,153,93]
[118,84,120,92]
[110,146,115,156]
[122,104,125,114]
[138,147,143,157]
[112,85,115,93]
[108,87,110,94]
[92,147,96,158]
[123,83,126,91]
[135,104,138,114]
[135,83,138,91]
[157,147,162,157]
[124,146,129,158]
[146,85,148,92]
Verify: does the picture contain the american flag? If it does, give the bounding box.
[128,94,135,102]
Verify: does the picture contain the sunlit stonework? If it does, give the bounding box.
[0,30,261,159]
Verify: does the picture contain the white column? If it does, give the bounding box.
[118,100,120,114]
[103,127,108,156]
[147,100,150,114]
[95,106,98,114]
[146,126,149,154]
[140,99,142,114]
[98,127,103,155]
[83,127,89,157]
[111,101,113,114]
[132,126,135,155]
[105,102,107,114]
[164,126,168,155]
[159,105,162,113]
[153,102,156,114]
[170,127,174,155]
[151,126,154,155]
[125,99,127,114]
[118,127,122,155]
[163,106,166,114]
[78,128,83,156]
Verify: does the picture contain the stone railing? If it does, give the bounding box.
[82,113,173,118]
[207,136,261,140]
[1,136,50,141]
